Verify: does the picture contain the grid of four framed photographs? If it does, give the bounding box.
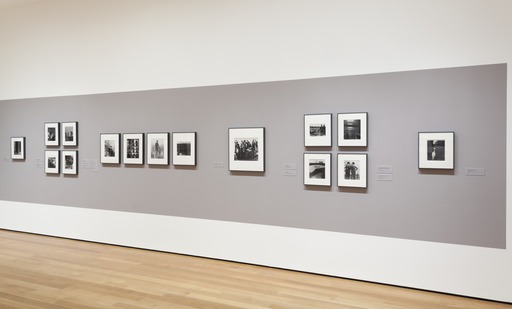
[44,122,79,175]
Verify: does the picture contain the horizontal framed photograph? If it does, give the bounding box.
[304,153,331,186]
[45,150,60,174]
[229,127,265,172]
[147,132,169,165]
[418,131,454,169]
[338,153,368,188]
[123,133,144,165]
[338,112,368,147]
[100,133,121,164]
[62,150,78,175]
[44,122,60,146]
[172,132,196,166]
[62,122,78,147]
[304,113,332,147]
[11,137,25,160]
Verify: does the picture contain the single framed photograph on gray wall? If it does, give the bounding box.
[123,133,144,165]
[338,112,368,147]
[100,133,121,164]
[229,127,265,172]
[62,150,78,175]
[303,153,331,186]
[337,153,367,188]
[45,150,60,174]
[147,132,169,165]
[62,121,78,146]
[44,122,60,146]
[418,131,455,169]
[172,132,196,166]
[11,137,25,160]
[304,113,332,147]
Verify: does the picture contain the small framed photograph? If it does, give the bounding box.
[11,137,25,160]
[172,132,196,166]
[62,150,78,175]
[45,150,60,174]
[229,127,265,172]
[147,132,169,165]
[304,114,332,147]
[418,131,454,169]
[100,133,121,164]
[44,122,60,146]
[338,153,368,188]
[338,112,368,147]
[303,153,331,186]
[123,133,144,165]
[62,122,78,146]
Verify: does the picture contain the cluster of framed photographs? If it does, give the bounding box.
[44,122,79,175]
[304,153,368,188]
[304,113,368,147]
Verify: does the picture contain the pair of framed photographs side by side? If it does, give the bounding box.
[303,153,368,188]
[44,150,78,175]
[304,113,368,147]
[44,122,78,147]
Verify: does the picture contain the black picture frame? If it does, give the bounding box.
[123,133,144,165]
[100,133,121,164]
[45,150,60,174]
[44,122,60,146]
[172,132,197,166]
[228,127,265,172]
[62,150,78,175]
[11,137,26,160]
[338,112,368,147]
[418,131,455,170]
[337,153,368,188]
[303,153,331,186]
[147,132,170,165]
[304,113,332,147]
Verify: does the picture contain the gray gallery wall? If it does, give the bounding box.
[0,64,506,248]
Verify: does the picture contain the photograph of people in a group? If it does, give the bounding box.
[309,124,326,137]
[344,160,360,180]
[234,138,258,161]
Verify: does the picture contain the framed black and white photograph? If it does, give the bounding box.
[337,153,367,188]
[303,153,331,186]
[229,127,265,172]
[338,112,368,147]
[100,133,121,164]
[62,150,78,175]
[11,137,25,160]
[62,122,78,146]
[418,131,454,169]
[44,122,60,146]
[147,132,169,165]
[304,114,332,147]
[123,133,144,165]
[172,132,196,166]
[45,150,60,174]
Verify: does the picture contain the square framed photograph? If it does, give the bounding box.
[172,132,196,166]
[45,150,60,174]
[11,137,25,160]
[147,132,169,165]
[62,150,78,175]
[229,127,265,172]
[338,112,368,147]
[304,114,332,147]
[62,122,78,146]
[304,153,331,186]
[100,133,121,164]
[123,133,144,165]
[338,153,368,188]
[418,131,454,169]
[44,122,60,146]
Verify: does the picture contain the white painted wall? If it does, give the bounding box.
[0,0,511,302]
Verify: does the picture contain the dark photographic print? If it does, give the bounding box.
[13,141,22,155]
[177,142,191,156]
[104,139,116,157]
[234,138,258,161]
[62,150,78,175]
[61,122,78,146]
[304,114,332,146]
[45,150,60,174]
[48,128,56,141]
[309,159,326,179]
[127,139,140,158]
[343,160,360,180]
[48,157,56,168]
[343,119,361,140]
[123,133,144,164]
[11,137,25,160]
[229,128,265,172]
[427,140,445,161]
[337,153,367,188]
[100,133,120,164]
[418,132,454,169]
[338,113,367,147]
[172,132,196,166]
[65,154,73,169]
[45,122,60,146]
[303,153,331,186]
[309,124,326,137]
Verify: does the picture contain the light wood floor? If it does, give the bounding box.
[0,230,510,309]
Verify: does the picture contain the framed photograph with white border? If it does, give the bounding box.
[100,133,121,164]
[337,153,367,188]
[304,114,332,147]
[45,150,60,174]
[418,131,454,169]
[303,153,331,186]
[62,150,78,175]
[44,122,60,146]
[62,121,78,146]
[123,133,144,165]
[11,137,25,160]
[147,132,169,165]
[229,127,265,172]
[338,112,368,147]
[172,132,196,166]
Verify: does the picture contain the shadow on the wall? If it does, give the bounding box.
[148,165,171,170]
[304,146,332,152]
[338,146,368,152]
[230,171,265,177]
[63,174,78,179]
[337,187,368,194]
[124,164,145,169]
[304,185,332,192]
[418,169,455,176]
[101,163,121,168]
[174,165,197,171]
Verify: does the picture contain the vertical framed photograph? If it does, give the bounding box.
[172,132,196,166]
[62,122,78,146]
[418,131,454,169]
[304,114,332,147]
[229,127,265,172]
[44,122,60,146]
[337,153,368,188]
[338,112,368,147]
[147,132,169,165]
[304,153,331,186]
[62,150,78,175]
[11,137,25,160]
[100,133,121,164]
[123,133,144,165]
[45,150,60,174]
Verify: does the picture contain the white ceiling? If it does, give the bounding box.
[0,0,47,11]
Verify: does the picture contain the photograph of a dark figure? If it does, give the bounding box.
[427,140,445,161]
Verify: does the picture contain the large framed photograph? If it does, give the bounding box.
[304,114,332,147]
[100,133,121,164]
[123,133,144,165]
[172,132,196,166]
[62,122,78,146]
[62,150,78,175]
[338,112,368,147]
[229,127,265,172]
[44,122,60,146]
[418,131,454,169]
[45,150,60,174]
[11,137,25,160]
[147,132,169,165]
[303,153,331,186]
[338,153,367,188]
